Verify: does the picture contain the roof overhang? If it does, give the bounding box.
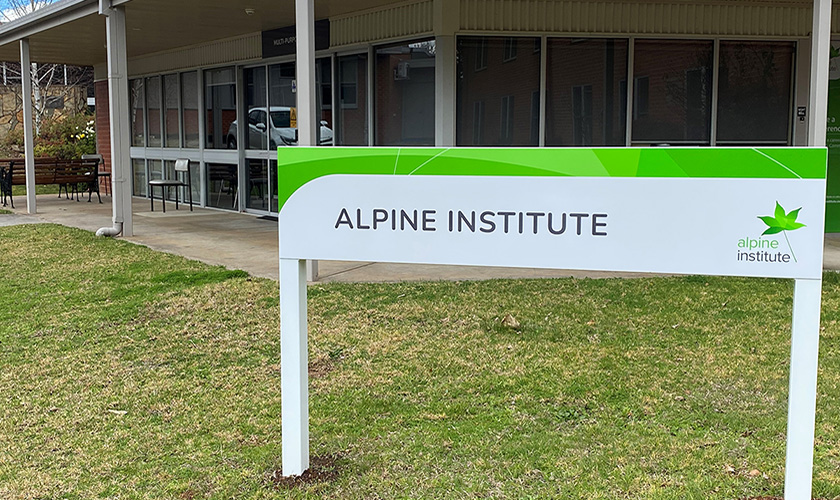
[0,0,408,66]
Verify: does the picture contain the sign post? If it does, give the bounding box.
[277,147,827,497]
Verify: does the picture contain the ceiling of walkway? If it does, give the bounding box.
[0,0,407,66]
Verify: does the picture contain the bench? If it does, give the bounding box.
[0,157,104,209]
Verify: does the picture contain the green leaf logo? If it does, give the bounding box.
[758,202,805,262]
[831,46,840,59]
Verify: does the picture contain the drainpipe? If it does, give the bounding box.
[96,0,133,237]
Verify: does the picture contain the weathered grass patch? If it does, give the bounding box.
[0,224,838,499]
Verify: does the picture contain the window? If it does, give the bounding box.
[146,76,162,147]
[129,78,145,146]
[132,159,146,197]
[500,95,514,144]
[716,41,794,144]
[572,85,593,146]
[504,38,518,62]
[339,57,359,108]
[634,76,649,119]
[205,67,236,149]
[531,91,540,145]
[545,38,628,147]
[375,39,436,146]
[337,54,369,146]
[206,163,238,210]
[245,66,268,150]
[181,71,199,148]
[632,39,713,145]
[473,101,485,144]
[457,36,540,146]
[163,73,179,148]
[475,38,488,71]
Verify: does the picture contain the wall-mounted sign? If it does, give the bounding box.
[276,147,827,498]
[262,19,330,59]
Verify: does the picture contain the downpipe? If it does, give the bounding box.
[96,221,123,237]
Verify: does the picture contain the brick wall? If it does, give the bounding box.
[94,80,111,192]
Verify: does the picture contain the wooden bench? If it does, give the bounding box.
[0,157,103,209]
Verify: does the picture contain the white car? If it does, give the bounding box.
[227,106,333,149]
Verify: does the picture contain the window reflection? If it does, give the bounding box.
[457,37,540,146]
[632,40,713,145]
[376,40,435,145]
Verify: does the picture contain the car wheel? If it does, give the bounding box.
[270,140,276,150]
[227,136,237,149]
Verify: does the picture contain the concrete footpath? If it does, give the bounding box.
[4,194,840,282]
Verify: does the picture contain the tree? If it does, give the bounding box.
[0,0,92,136]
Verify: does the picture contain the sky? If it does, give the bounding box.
[0,0,56,22]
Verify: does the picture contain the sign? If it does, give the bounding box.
[262,20,330,59]
[278,148,826,280]
[826,42,840,231]
[276,147,827,498]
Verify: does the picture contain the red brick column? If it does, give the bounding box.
[94,79,112,192]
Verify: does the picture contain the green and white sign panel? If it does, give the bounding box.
[278,147,826,279]
[277,147,827,499]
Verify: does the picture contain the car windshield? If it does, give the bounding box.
[270,111,292,128]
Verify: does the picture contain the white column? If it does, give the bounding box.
[809,0,832,147]
[104,4,133,236]
[295,0,318,281]
[784,278,823,500]
[434,0,458,147]
[280,258,309,476]
[20,39,36,214]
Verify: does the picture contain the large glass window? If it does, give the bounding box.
[205,67,237,149]
[336,53,368,145]
[376,39,435,145]
[181,71,200,148]
[164,74,179,147]
[545,39,628,146]
[245,66,268,150]
[717,41,794,144]
[206,163,238,210]
[632,40,713,145]
[130,79,145,147]
[146,76,162,147]
[457,37,541,146]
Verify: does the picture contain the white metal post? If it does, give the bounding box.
[20,39,36,214]
[280,257,309,476]
[784,278,823,499]
[434,0,458,147]
[295,0,318,281]
[809,0,831,148]
[103,4,133,236]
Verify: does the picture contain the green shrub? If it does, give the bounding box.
[0,113,96,159]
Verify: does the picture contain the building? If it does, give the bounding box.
[0,0,833,237]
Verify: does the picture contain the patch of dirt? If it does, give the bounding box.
[267,454,341,489]
[308,357,335,379]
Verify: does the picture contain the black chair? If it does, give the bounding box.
[148,159,193,213]
[81,153,108,202]
[0,164,11,208]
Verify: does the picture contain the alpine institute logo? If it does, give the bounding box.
[737,202,805,264]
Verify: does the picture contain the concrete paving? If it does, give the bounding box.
[3,193,840,282]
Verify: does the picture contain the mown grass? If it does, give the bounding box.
[11,184,61,196]
[0,224,838,499]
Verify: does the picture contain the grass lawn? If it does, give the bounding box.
[0,224,838,499]
[11,184,61,196]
